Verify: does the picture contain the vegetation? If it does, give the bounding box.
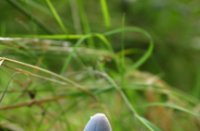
[0,0,200,130]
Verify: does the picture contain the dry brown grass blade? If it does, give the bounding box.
[0,95,66,110]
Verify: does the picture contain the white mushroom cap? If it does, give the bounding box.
[84,113,112,131]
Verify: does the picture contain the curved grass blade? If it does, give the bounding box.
[96,71,160,131]
[0,57,96,99]
[104,26,154,71]
[60,33,114,74]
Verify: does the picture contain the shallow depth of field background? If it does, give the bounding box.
[0,0,200,131]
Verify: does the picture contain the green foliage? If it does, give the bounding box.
[0,0,200,131]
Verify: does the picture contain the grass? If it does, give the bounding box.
[45,0,68,33]
[100,0,111,28]
[0,0,200,131]
[6,0,52,34]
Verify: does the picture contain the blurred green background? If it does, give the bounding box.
[1,0,200,93]
[0,0,200,130]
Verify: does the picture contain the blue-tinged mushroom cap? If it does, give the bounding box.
[84,113,112,131]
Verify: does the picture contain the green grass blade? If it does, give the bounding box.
[60,33,113,74]
[69,0,82,33]
[16,34,84,39]
[45,0,68,33]
[136,115,161,131]
[100,0,110,27]
[104,26,154,71]
[97,72,161,131]
[145,102,200,117]
[119,15,126,85]
[77,0,94,46]
[193,68,200,98]
[0,72,19,104]
[0,57,92,97]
